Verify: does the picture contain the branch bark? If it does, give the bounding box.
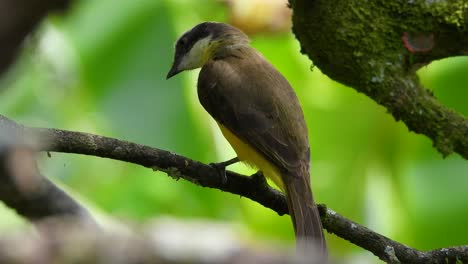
[290,0,468,159]
[0,116,94,223]
[1,114,466,263]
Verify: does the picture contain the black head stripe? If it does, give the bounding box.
[174,22,247,61]
[176,22,239,53]
[176,22,212,54]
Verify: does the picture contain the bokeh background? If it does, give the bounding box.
[0,0,467,262]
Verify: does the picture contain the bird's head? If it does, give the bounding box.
[167,22,249,79]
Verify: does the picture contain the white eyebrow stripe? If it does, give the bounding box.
[178,35,212,71]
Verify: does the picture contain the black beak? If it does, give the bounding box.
[166,63,181,79]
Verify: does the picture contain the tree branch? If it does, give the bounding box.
[0,116,94,223]
[290,0,468,159]
[1,114,466,263]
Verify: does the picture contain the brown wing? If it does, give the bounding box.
[197,47,309,173]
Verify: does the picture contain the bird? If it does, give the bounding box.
[167,21,327,258]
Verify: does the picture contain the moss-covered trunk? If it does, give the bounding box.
[290,0,468,158]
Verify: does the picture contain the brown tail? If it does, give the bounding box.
[283,169,328,258]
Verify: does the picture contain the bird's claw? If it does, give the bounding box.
[209,162,228,184]
[209,157,239,185]
[251,171,266,185]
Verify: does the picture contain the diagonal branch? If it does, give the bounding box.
[34,127,288,214]
[1,114,466,263]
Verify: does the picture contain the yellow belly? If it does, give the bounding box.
[218,123,285,191]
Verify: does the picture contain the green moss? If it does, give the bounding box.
[290,0,468,158]
[428,0,467,27]
[291,0,466,89]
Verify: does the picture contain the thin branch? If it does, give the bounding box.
[323,207,468,263]
[1,114,466,263]
[34,127,288,215]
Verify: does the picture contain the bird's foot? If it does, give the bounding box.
[250,171,267,186]
[209,157,239,184]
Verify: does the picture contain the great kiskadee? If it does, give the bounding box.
[167,22,327,257]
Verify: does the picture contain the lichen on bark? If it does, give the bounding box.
[290,0,468,158]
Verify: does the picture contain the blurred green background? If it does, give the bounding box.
[0,0,467,262]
